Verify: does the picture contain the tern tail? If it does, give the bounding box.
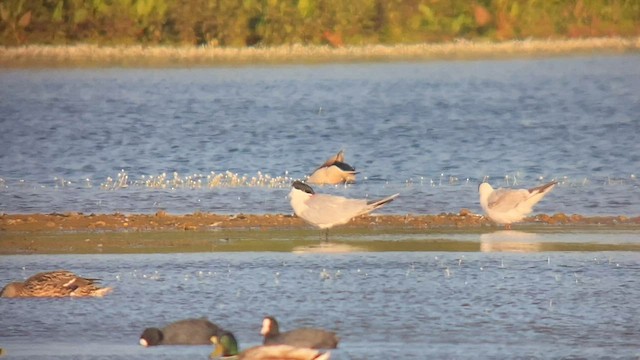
[528,181,557,195]
[368,193,399,209]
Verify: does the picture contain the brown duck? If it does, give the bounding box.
[0,270,113,298]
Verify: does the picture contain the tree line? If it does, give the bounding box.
[1,0,638,47]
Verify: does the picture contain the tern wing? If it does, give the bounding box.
[487,189,529,211]
[523,181,557,208]
[367,193,399,211]
[488,181,556,212]
[302,194,368,227]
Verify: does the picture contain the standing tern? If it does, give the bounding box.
[289,180,399,239]
[479,180,558,229]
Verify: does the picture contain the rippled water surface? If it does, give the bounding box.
[1,55,639,359]
[1,251,640,359]
[1,54,639,215]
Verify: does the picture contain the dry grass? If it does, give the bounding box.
[1,37,639,67]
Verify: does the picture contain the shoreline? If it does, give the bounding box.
[2,211,640,232]
[2,212,639,254]
[1,37,639,68]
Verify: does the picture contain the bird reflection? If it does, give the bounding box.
[480,230,542,252]
[292,242,365,254]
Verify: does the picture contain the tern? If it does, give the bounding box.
[479,180,558,229]
[289,180,399,239]
[307,150,357,185]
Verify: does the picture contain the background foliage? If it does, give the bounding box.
[1,0,638,46]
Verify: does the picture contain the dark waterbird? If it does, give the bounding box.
[139,318,220,346]
[261,316,339,349]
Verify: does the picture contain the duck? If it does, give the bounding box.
[261,316,339,349]
[307,150,357,185]
[139,318,220,346]
[479,180,558,229]
[211,330,331,360]
[0,270,113,298]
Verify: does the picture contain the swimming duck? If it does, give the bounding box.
[479,180,558,229]
[140,318,221,346]
[211,330,331,360]
[307,150,357,185]
[0,270,113,298]
[261,316,339,349]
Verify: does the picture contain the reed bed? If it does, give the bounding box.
[1,37,639,67]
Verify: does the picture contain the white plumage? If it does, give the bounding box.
[479,181,557,229]
[289,181,398,230]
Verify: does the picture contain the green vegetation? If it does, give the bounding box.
[1,0,638,47]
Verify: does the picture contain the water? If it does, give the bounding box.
[1,251,639,359]
[1,55,639,216]
[1,55,639,358]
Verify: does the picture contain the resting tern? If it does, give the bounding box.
[307,150,357,185]
[479,180,558,229]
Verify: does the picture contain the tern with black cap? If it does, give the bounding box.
[289,180,398,240]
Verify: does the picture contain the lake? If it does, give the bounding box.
[1,55,639,359]
[1,54,639,216]
[1,250,640,359]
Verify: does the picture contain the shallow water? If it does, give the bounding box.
[1,55,639,359]
[1,250,639,359]
[1,55,639,216]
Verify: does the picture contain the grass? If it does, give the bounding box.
[1,37,639,68]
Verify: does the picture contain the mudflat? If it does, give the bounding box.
[1,212,639,254]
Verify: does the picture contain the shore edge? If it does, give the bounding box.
[2,37,639,67]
